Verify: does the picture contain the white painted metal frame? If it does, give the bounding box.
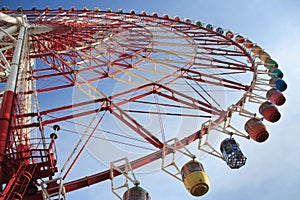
[110,157,140,200]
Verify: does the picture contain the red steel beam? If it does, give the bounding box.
[110,102,164,148]
[181,68,250,91]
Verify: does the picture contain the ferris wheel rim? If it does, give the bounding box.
[1,8,278,199]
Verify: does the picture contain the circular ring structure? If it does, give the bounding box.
[0,8,286,199]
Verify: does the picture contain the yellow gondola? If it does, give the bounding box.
[181,160,210,196]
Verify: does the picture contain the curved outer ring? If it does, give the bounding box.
[0,9,256,198]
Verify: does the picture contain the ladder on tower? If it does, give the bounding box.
[0,162,37,200]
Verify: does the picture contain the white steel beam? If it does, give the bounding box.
[0,12,20,25]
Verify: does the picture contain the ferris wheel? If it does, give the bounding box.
[0,7,287,200]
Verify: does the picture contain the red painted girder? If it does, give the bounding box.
[33,67,61,73]
[14,107,107,130]
[110,103,164,149]
[195,55,252,70]
[184,75,248,91]
[192,62,251,71]
[198,46,244,54]
[123,109,210,117]
[34,83,74,93]
[181,68,250,91]
[157,91,217,114]
[17,97,107,118]
[33,70,74,80]
[153,83,221,115]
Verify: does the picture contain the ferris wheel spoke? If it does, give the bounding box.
[194,56,251,72]
[182,78,215,107]
[200,46,245,55]
[200,49,246,57]
[222,53,251,65]
[33,83,74,93]
[63,129,159,152]
[192,63,249,72]
[57,117,154,145]
[123,109,211,118]
[207,71,248,77]
[30,36,76,74]
[182,68,249,91]
[194,37,234,46]
[110,104,164,149]
[155,84,221,115]
[16,95,107,119]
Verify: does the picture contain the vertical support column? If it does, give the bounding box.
[0,24,26,184]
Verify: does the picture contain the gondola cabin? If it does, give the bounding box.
[252,45,262,55]
[123,186,151,200]
[243,39,254,49]
[181,160,210,196]
[220,138,247,169]
[269,68,284,79]
[266,88,286,106]
[244,118,269,142]
[216,27,224,34]
[206,24,213,30]
[235,35,244,43]
[259,101,281,122]
[259,51,270,63]
[195,21,203,27]
[265,58,278,69]
[226,31,234,38]
[269,78,287,92]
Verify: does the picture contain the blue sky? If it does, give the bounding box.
[1,0,300,200]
